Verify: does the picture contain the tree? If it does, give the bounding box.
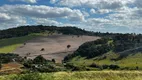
[52,59,56,63]
[67,45,71,49]
[33,55,47,64]
[40,48,45,51]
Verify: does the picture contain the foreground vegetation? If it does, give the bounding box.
[0,71,142,80]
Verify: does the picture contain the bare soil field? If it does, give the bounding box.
[13,35,100,63]
[0,62,23,75]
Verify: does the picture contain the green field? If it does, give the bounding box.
[0,33,45,53]
[0,71,142,80]
[68,51,142,70]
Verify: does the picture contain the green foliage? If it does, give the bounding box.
[64,33,142,63]
[0,25,91,40]
[0,53,23,64]
[64,38,113,61]
[23,55,65,72]
[33,55,47,64]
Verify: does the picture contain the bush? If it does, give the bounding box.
[51,59,56,63]
[102,65,109,69]
[109,65,120,70]
[90,63,100,68]
[33,55,47,64]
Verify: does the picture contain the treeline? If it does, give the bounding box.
[0,25,91,39]
[64,34,142,61]
[0,25,141,40]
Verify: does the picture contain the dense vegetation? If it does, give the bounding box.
[64,34,142,60]
[0,53,64,74]
[0,53,23,64]
[64,34,142,70]
[23,55,65,72]
[0,25,92,39]
[0,25,137,39]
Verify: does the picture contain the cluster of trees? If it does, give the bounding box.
[113,34,142,52]
[0,53,64,72]
[0,53,23,64]
[90,63,120,70]
[64,34,142,61]
[23,55,64,72]
[64,38,113,61]
[0,53,23,70]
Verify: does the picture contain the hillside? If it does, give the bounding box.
[0,34,42,53]
[13,34,99,63]
[0,25,92,39]
[0,26,142,77]
[64,34,142,70]
[0,25,97,53]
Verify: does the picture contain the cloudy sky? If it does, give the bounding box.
[0,0,142,33]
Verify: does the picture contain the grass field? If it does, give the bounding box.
[0,71,142,80]
[0,33,44,53]
[68,51,142,70]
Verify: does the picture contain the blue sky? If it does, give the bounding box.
[0,0,142,33]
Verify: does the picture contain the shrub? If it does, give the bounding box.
[33,55,47,64]
[102,65,109,69]
[51,59,56,63]
[109,64,120,70]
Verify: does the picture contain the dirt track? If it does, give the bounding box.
[13,35,100,63]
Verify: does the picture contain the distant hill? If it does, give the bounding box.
[0,25,92,39]
[0,25,142,70]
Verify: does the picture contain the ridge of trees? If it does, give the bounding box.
[0,25,141,40]
[0,25,90,39]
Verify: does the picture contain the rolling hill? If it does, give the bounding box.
[13,34,99,63]
[64,35,142,70]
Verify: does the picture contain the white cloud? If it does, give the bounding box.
[97,9,111,14]
[0,4,86,29]
[58,0,134,9]
[82,11,90,17]
[90,9,96,14]
[9,0,37,3]
[0,13,26,29]
[50,0,58,4]
[33,18,62,26]
[0,0,142,33]
[0,5,85,21]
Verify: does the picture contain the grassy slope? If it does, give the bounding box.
[68,51,142,69]
[0,71,142,80]
[0,33,45,53]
